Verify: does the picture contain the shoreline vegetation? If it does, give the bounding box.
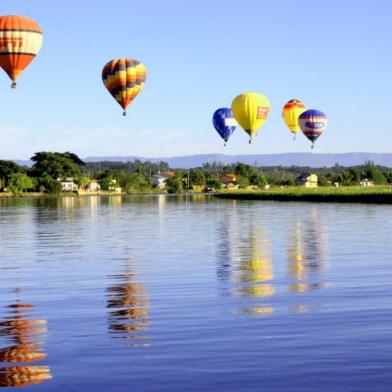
[214,186,392,204]
[2,151,392,203]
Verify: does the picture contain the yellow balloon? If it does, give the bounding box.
[231,92,270,143]
[282,99,306,139]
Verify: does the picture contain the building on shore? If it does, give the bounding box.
[296,173,318,188]
[57,177,78,192]
[219,173,238,189]
[151,171,176,189]
[85,179,101,192]
[152,174,167,189]
[360,178,374,187]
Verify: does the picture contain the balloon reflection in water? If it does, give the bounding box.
[107,269,150,346]
[287,209,329,312]
[0,303,52,387]
[235,229,274,315]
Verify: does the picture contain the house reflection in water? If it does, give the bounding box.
[0,303,52,387]
[107,268,150,346]
[235,228,274,315]
[287,209,329,312]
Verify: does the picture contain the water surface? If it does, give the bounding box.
[0,195,391,391]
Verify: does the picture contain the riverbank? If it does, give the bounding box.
[214,186,392,204]
[0,191,126,198]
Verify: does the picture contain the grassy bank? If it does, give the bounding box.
[214,186,392,204]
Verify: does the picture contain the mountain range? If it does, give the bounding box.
[14,152,392,169]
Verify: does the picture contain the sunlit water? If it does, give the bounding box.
[0,195,391,391]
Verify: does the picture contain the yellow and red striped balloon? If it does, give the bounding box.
[282,99,306,139]
[102,58,147,116]
[0,15,43,88]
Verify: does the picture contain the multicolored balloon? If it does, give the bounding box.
[102,58,147,116]
[282,99,306,140]
[299,109,327,149]
[212,108,237,146]
[231,92,270,143]
[0,15,43,88]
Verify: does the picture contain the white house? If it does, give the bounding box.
[86,179,101,192]
[152,174,167,189]
[57,177,78,192]
[296,173,318,188]
[360,178,374,187]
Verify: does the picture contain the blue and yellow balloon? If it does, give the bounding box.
[212,108,237,146]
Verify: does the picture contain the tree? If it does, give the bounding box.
[236,175,249,188]
[250,172,268,187]
[38,174,62,194]
[8,173,34,194]
[364,161,386,184]
[76,175,90,189]
[0,160,25,188]
[165,174,184,194]
[205,174,222,191]
[317,175,330,187]
[340,170,353,186]
[235,163,257,179]
[120,172,151,193]
[189,169,205,187]
[348,168,361,184]
[31,152,82,180]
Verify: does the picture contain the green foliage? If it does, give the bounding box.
[8,173,34,194]
[76,176,90,188]
[236,175,249,187]
[216,186,392,203]
[250,172,268,187]
[120,172,152,193]
[0,160,25,188]
[100,177,116,191]
[364,161,386,184]
[31,152,83,180]
[317,175,330,187]
[205,174,222,190]
[165,174,184,194]
[37,174,62,194]
[188,169,205,186]
[84,159,169,177]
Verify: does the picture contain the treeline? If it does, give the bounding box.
[1,152,392,194]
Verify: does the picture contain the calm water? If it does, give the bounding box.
[0,195,391,391]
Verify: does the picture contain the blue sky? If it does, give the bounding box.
[1,0,392,159]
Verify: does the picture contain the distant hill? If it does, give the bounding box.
[83,153,392,168]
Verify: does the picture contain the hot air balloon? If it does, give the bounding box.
[0,15,43,88]
[102,58,147,116]
[282,99,306,140]
[212,108,237,146]
[299,109,327,149]
[231,92,270,143]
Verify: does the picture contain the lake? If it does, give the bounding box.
[0,195,391,391]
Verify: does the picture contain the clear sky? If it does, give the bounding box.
[1,0,392,159]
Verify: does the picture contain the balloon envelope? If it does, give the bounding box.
[0,15,43,87]
[212,108,236,145]
[299,109,327,147]
[282,99,306,137]
[102,58,147,116]
[231,92,270,143]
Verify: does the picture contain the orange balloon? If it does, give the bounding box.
[0,15,43,88]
